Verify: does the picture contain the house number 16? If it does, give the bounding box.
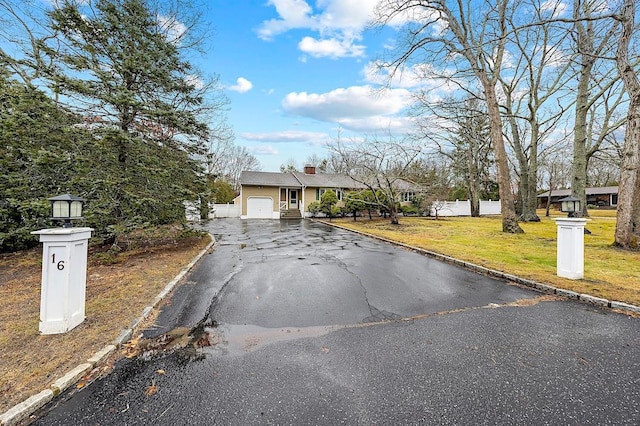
[51,253,65,270]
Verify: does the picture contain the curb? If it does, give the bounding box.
[319,220,640,315]
[0,234,215,426]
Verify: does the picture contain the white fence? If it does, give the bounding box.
[211,203,240,218]
[430,200,501,217]
[184,202,241,221]
[184,201,200,222]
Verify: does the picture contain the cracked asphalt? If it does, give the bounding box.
[32,219,640,425]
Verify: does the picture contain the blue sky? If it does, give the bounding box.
[199,0,417,172]
[4,0,447,172]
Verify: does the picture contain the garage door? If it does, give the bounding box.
[247,197,273,219]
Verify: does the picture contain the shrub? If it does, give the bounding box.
[401,205,419,216]
[307,201,321,217]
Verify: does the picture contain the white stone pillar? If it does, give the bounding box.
[31,227,93,334]
[555,218,588,280]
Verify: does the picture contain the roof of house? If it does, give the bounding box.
[239,170,419,192]
[291,171,366,189]
[239,171,301,187]
[537,186,618,198]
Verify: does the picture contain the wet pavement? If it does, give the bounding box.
[31,219,640,425]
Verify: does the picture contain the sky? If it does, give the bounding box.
[2,0,437,173]
[199,0,421,172]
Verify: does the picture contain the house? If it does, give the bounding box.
[537,186,619,209]
[238,166,418,219]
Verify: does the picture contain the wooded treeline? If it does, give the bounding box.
[0,0,258,252]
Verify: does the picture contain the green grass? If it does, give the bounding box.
[333,210,640,306]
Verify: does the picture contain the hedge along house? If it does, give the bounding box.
[239,166,367,219]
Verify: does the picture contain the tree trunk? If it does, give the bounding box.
[614,0,640,249]
[390,207,399,225]
[469,187,480,217]
[506,110,535,221]
[545,170,554,217]
[523,122,541,222]
[468,134,480,217]
[572,72,590,216]
[481,77,524,233]
[572,2,595,218]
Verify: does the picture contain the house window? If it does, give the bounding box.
[316,188,342,201]
[403,192,415,202]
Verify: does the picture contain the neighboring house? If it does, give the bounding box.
[239,166,418,219]
[537,186,619,209]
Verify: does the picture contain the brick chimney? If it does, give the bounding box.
[304,165,316,175]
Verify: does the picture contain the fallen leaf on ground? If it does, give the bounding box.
[145,381,158,397]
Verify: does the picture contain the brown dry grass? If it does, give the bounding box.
[0,230,211,413]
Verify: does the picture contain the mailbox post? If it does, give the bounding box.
[555,195,587,280]
[31,194,92,334]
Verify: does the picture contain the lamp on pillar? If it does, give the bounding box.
[32,194,92,334]
[559,195,580,218]
[48,194,84,228]
[555,194,588,280]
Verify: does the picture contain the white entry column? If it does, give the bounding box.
[31,227,93,334]
[555,218,588,280]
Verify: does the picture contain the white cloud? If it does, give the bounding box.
[157,15,187,44]
[185,74,204,89]
[379,3,442,29]
[258,0,378,58]
[241,130,329,147]
[249,145,279,155]
[228,77,253,93]
[242,130,327,142]
[540,0,568,18]
[282,86,412,122]
[362,61,458,94]
[258,0,315,40]
[544,46,569,67]
[298,36,365,58]
[337,116,416,133]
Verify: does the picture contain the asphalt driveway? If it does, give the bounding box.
[33,219,640,425]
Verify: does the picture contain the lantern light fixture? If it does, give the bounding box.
[48,194,84,228]
[558,195,581,218]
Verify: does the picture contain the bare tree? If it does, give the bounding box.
[413,96,494,217]
[375,0,523,233]
[280,158,298,173]
[614,0,640,249]
[223,145,261,190]
[328,135,422,225]
[584,81,627,185]
[539,145,573,216]
[570,0,622,217]
[500,0,572,222]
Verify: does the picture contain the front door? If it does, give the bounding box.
[289,190,298,209]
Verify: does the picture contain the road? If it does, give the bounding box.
[33,219,640,425]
